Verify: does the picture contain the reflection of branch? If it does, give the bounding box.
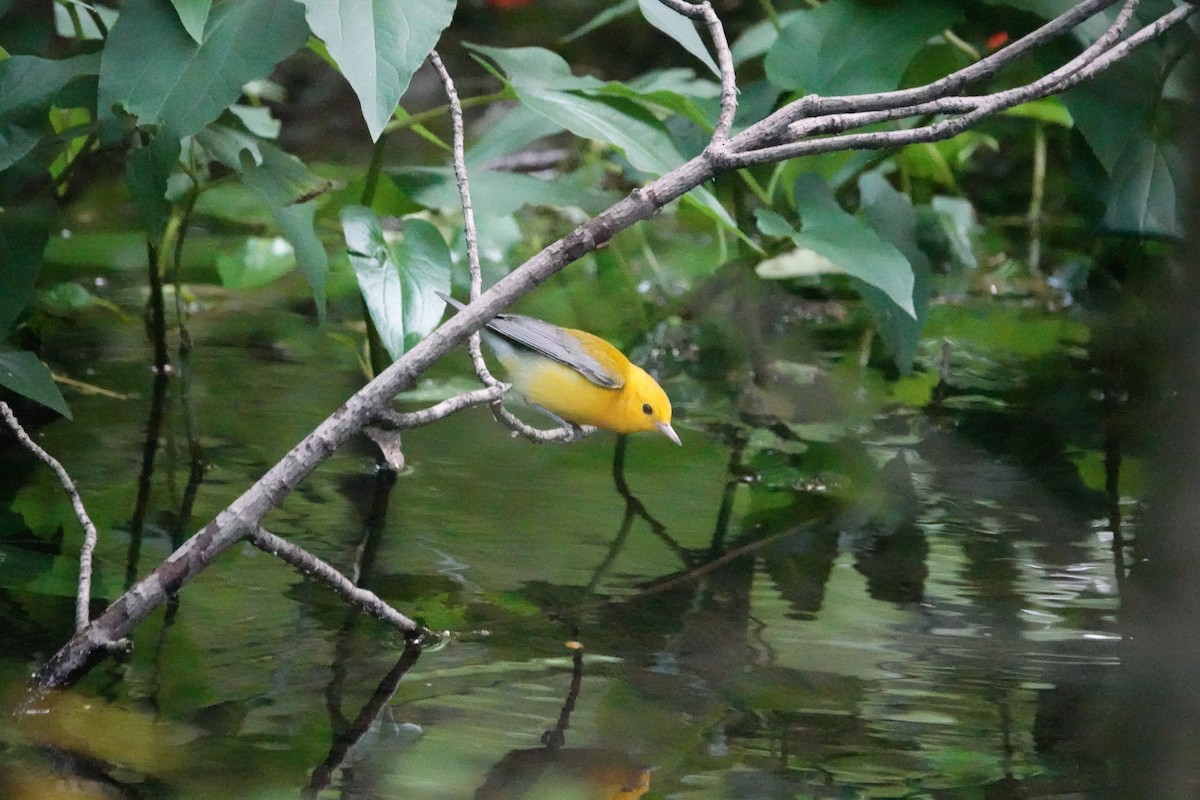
[304,642,422,797]
[541,645,584,750]
[628,521,816,601]
[588,437,690,592]
[0,402,104,638]
[247,526,429,638]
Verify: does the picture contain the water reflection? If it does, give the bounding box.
[0,297,1133,798]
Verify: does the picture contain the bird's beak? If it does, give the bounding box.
[656,421,682,446]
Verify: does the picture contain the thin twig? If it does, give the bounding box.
[1,402,98,634]
[247,526,430,639]
[656,0,739,143]
[429,49,589,445]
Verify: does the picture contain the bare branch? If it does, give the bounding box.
[376,385,507,429]
[247,526,430,638]
[732,0,1123,151]
[726,2,1193,169]
[1,402,98,634]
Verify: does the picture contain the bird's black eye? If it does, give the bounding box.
[642,403,653,415]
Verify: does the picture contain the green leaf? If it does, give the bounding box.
[0,347,71,419]
[0,204,49,333]
[299,0,457,142]
[38,282,119,317]
[193,125,333,317]
[561,0,636,43]
[730,11,803,66]
[929,195,978,270]
[0,124,40,174]
[0,53,102,121]
[764,0,962,94]
[341,207,451,358]
[97,0,309,142]
[1003,97,1073,127]
[125,132,181,239]
[169,0,210,43]
[857,172,932,373]
[1103,136,1185,238]
[216,236,296,290]
[636,0,720,78]
[757,173,916,319]
[228,104,280,139]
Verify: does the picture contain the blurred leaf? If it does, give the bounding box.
[169,0,210,43]
[1103,136,1184,238]
[857,172,933,373]
[0,124,39,171]
[468,43,743,238]
[299,0,457,141]
[216,236,295,290]
[637,0,720,78]
[53,1,119,40]
[228,104,280,139]
[0,346,71,418]
[341,207,451,358]
[1003,97,1073,127]
[466,103,565,167]
[731,11,803,65]
[755,248,839,279]
[97,0,308,142]
[562,0,636,43]
[37,282,120,317]
[1061,57,1156,173]
[758,173,916,318]
[930,195,979,270]
[125,132,180,239]
[764,0,961,94]
[0,53,101,121]
[194,126,333,317]
[0,205,49,333]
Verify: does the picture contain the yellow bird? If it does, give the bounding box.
[440,294,681,445]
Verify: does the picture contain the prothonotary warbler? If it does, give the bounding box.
[439,293,681,445]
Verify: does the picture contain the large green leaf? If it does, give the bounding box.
[98,0,309,142]
[857,172,932,374]
[468,44,738,235]
[194,125,333,318]
[1103,136,1185,238]
[0,53,101,122]
[756,173,915,318]
[0,347,71,419]
[764,0,961,95]
[0,204,49,333]
[341,207,451,358]
[299,0,457,142]
[636,0,719,78]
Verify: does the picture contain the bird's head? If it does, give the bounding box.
[623,366,681,445]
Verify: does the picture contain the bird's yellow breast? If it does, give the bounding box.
[500,351,641,431]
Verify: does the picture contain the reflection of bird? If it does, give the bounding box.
[440,294,680,444]
[473,746,651,800]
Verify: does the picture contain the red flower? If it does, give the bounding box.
[986,31,1010,51]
